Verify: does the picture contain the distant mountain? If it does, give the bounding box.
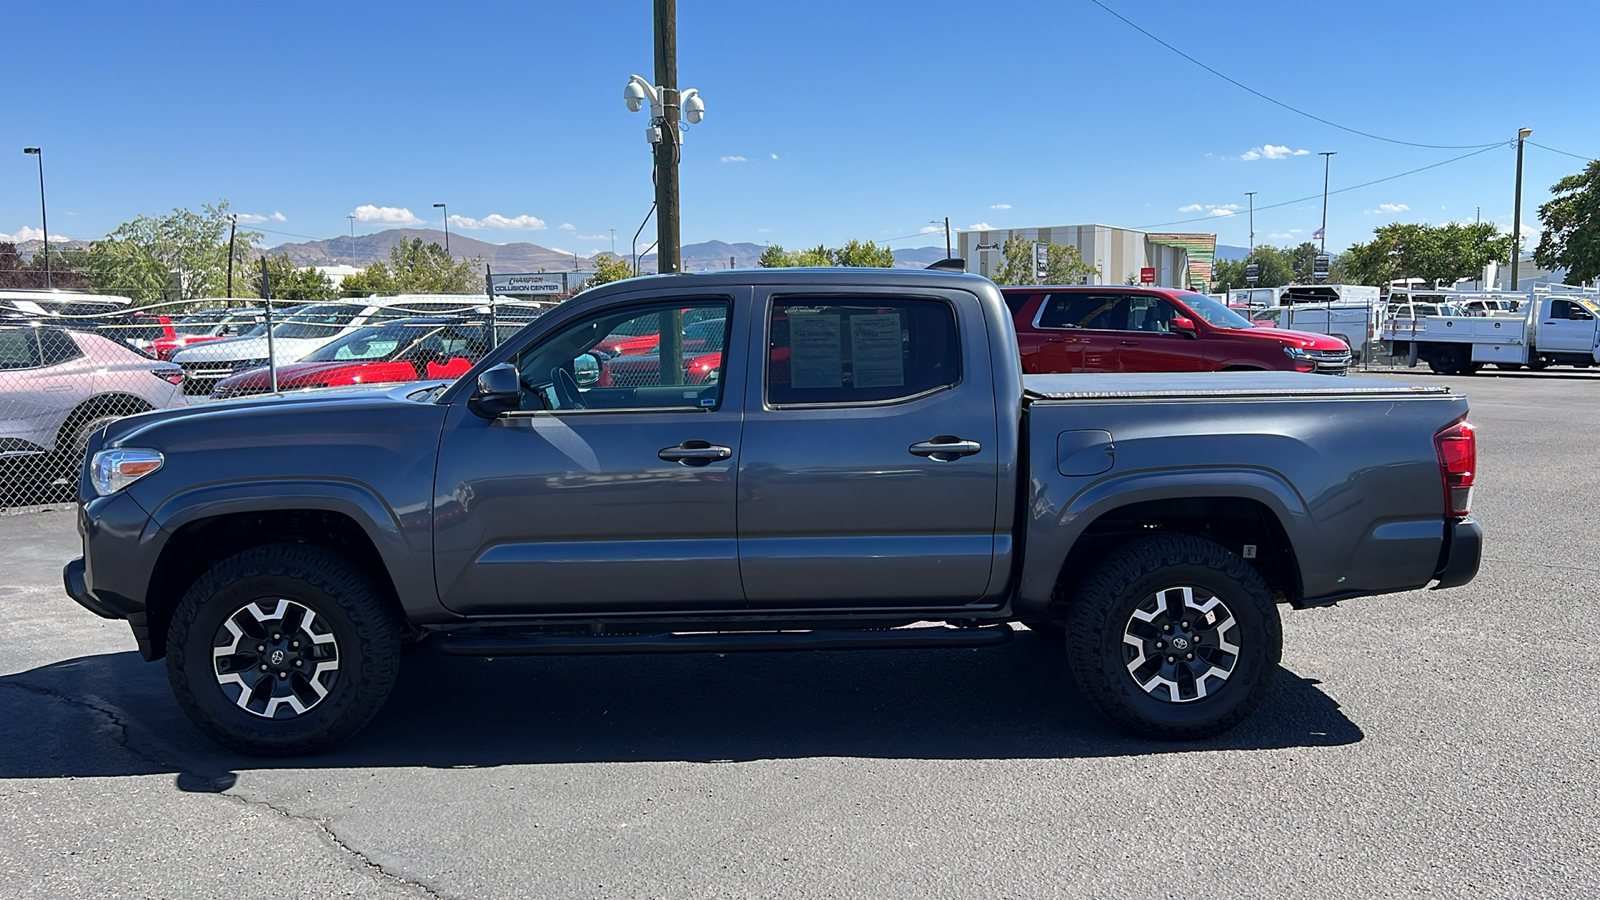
[1215,244,1251,262]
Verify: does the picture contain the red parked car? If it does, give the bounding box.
[210,317,524,398]
[1003,286,1352,375]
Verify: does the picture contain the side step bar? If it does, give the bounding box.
[436,624,1013,657]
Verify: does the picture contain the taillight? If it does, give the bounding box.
[1434,419,1475,518]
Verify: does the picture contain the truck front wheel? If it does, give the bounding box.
[1066,534,1281,740]
[165,544,402,756]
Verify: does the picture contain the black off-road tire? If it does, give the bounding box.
[166,543,402,756]
[1019,617,1066,640]
[1066,534,1281,741]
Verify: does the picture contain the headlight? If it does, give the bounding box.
[1283,346,1314,360]
[90,448,164,496]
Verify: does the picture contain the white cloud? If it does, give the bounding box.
[235,211,286,225]
[721,155,747,163]
[0,225,72,242]
[770,153,779,160]
[1181,203,1241,215]
[1207,208,1236,217]
[1380,203,1409,213]
[1240,144,1310,161]
[448,213,548,231]
[559,223,576,231]
[1178,203,1204,212]
[351,205,423,225]
[1266,232,1296,239]
[991,203,1012,210]
[577,233,608,241]
[919,225,944,234]
[757,227,772,233]
[967,222,994,230]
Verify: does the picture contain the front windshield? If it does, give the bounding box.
[303,321,442,362]
[271,303,359,339]
[1177,292,1253,329]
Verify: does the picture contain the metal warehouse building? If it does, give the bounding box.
[956,224,1216,291]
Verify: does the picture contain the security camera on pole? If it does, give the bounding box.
[622,0,705,276]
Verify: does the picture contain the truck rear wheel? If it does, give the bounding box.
[165,543,402,756]
[1066,534,1281,740]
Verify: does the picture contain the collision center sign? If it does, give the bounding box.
[490,274,563,295]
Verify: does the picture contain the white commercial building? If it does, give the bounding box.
[956,224,1215,291]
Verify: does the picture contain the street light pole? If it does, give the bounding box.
[1318,152,1337,255]
[1245,191,1256,254]
[653,0,681,275]
[1511,127,1531,291]
[433,203,450,256]
[22,147,49,289]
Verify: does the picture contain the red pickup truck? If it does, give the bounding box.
[1004,286,1351,375]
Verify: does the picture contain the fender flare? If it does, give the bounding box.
[140,477,432,613]
[1018,467,1314,610]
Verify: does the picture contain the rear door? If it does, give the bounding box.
[736,287,1000,608]
[1117,294,1207,372]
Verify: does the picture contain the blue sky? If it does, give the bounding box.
[6,0,1597,259]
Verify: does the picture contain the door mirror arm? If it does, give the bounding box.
[469,363,522,418]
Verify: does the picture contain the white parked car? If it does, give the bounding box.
[170,295,489,394]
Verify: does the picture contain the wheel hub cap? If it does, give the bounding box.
[211,599,340,719]
[1121,586,1240,704]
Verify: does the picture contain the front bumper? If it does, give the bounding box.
[1431,516,1482,589]
[63,557,123,619]
[65,490,164,658]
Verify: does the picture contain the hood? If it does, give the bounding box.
[103,382,437,446]
[1219,325,1349,350]
[170,335,331,363]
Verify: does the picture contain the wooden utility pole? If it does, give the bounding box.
[653,0,681,275]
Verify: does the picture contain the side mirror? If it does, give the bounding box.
[1171,317,1198,336]
[468,363,521,418]
[573,353,601,388]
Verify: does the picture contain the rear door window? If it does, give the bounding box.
[37,329,84,365]
[0,330,41,370]
[766,297,959,406]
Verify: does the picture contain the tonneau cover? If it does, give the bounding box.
[1023,371,1453,402]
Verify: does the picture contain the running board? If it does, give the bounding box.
[435,624,1013,657]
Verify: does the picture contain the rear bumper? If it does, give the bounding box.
[1431,516,1482,590]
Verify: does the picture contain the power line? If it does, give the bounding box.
[1135,144,1506,230]
[1527,141,1596,164]
[1085,0,1505,151]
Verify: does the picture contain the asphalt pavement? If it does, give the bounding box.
[2,367,1596,899]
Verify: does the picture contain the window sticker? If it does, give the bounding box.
[849,313,904,388]
[788,314,843,388]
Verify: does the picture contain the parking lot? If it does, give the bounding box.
[2,367,1596,899]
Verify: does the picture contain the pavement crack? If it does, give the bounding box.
[0,679,169,772]
[0,680,452,899]
[213,792,451,900]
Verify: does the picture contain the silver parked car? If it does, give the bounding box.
[0,325,186,483]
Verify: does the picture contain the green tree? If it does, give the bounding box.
[829,239,895,267]
[338,238,482,296]
[86,201,261,303]
[1339,222,1510,288]
[1535,160,1600,285]
[757,244,791,267]
[0,242,90,290]
[586,253,635,287]
[988,234,1099,285]
[248,254,337,302]
[1289,242,1320,283]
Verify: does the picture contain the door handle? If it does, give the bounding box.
[908,437,982,460]
[658,440,732,466]
[1119,340,1140,346]
[1045,337,1068,344]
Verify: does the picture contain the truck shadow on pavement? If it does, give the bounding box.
[0,631,1362,782]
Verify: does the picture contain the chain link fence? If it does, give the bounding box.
[0,291,551,507]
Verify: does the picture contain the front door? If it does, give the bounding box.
[1537,299,1598,355]
[433,292,748,616]
[736,288,1001,609]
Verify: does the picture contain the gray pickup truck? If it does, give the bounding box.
[65,269,1482,755]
